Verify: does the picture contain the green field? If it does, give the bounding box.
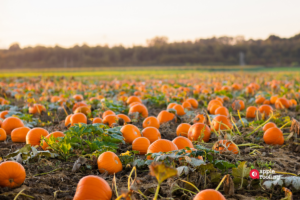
[0,66,299,79]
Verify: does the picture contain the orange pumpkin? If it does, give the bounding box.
[74,175,112,200]
[275,98,290,109]
[41,131,65,150]
[65,114,73,126]
[172,136,194,150]
[73,94,84,101]
[128,104,148,118]
[176,123,191,137]
[29,104,46,114]
[213,140,239,154]
[102,110,116,119]
[126,96,142,105]
[263,127,284,145]
[193,189,226,200]
[103,114,119,127]
[141,127,161,143]
[211,115,233,131]
[70,113,87,126]
[157,110,176,124]
[132,137,150,154]
[147,139,178,160]
[0,110,9,119]
[186,98,198,108]
[0,161,26,188]
[246,106,258,118]
[1,117,24,135]
[0,128,6,141]
[120,124,141,144]
[258,105,273,117]
[188,123,211,142]
[262,122,277,132]
[193,114,206,124]
[97,151,122,174]
[26,128,49,146]
[92,117,103,124]
[143,116,160,129]
[167,103,177,109]
[74,106,91,115]
[215,107,229,117]
[117,114,131,123]
[173,104,186,116]
[11,127,30,143]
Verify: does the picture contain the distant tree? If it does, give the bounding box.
[147,36,169,46]
[9,43,21,51]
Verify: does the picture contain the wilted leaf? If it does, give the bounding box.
[223,174,235,195]
[72,157,87,172]
[149,162,177,184]
[177,166,192,176]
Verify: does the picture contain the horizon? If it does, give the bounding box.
[1,0,300,49]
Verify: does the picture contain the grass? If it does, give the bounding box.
[0,65,299,79]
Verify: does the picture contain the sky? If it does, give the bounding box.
[0,0,300,49]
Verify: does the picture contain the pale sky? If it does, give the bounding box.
[0,0,300,49]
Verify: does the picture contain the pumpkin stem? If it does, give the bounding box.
[9,178,14,183]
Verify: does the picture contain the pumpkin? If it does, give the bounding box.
[172,136,194,150]
[26,128,49,146]
[173,104,185,116]
[263,127,284,145]
[211,115,233,131]
[65,114,73,126]
[188,123,211,142]
[11,127,30,143]
[186,98,198,108]
[103,114,119,127]
[0,128,6,141]
[97,151,122,174]
[126,96,142,105]
[176,123,191,137]
[102,110,116,119]
[213,140,239,154]
[141,127,161,143]
[215,107,229,117]
[132,137,150,154]
[246,106,258,118]
[275,98,290,109]
[73,94,84,101]
[147,139,178,160]
[193,189,226,200]
[92,117,103,124]
[41,131,65,150]
[74,106,91,115]
[0,161,26,188]
[142,116,160,129]
[258,105,273,117]
[117,114,131,123]
[157,110,176,124]
[262,122,277,132]
[128,104,148,118]
[70,113,87,126]
[74,175,112,200]
[120,124,141,144]
[29,104,46,114]
[1,117,25,135]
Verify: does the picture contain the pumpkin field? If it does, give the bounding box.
[1,70,300,200]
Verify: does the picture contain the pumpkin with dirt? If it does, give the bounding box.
[0,161,26,188]
[188,123,211,142]
[213,140,239,154]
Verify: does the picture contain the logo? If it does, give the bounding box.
[250,169,260,179]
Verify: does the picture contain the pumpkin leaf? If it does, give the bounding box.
[149,162,178,184]
[132,159,147,168]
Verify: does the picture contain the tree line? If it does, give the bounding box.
[0,33,299,69]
